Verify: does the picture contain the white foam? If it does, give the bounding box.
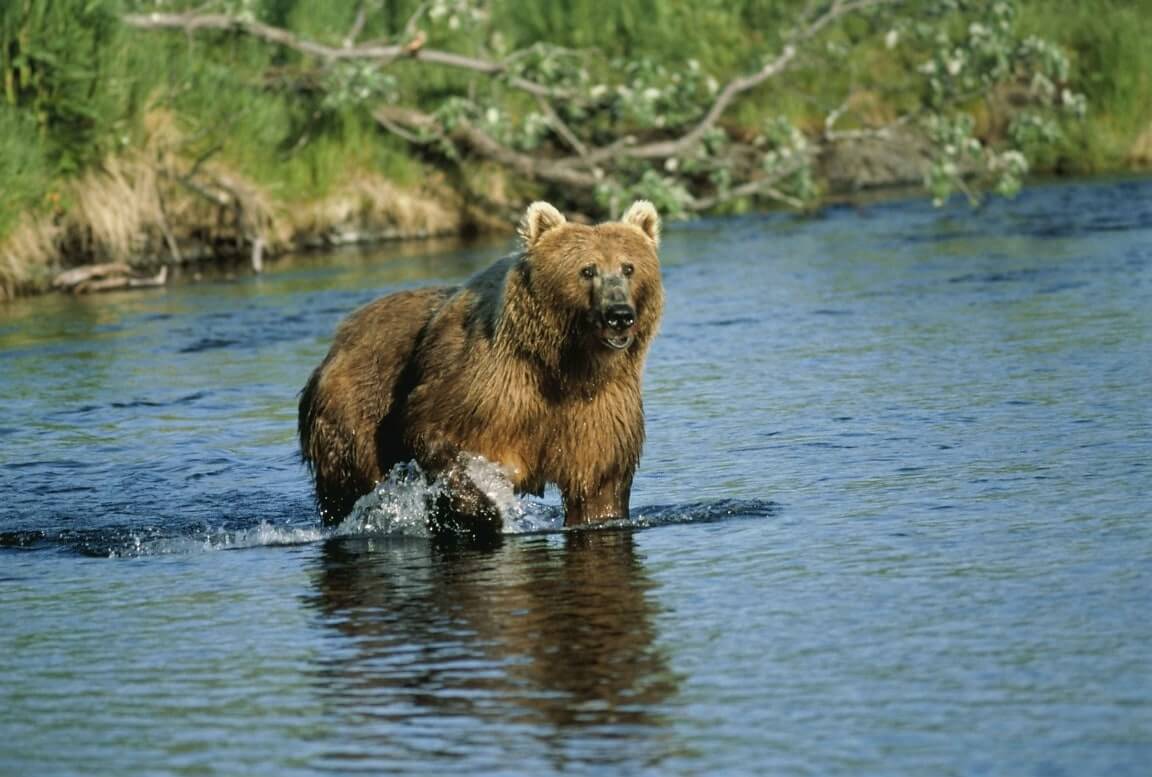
[341,456,564,537]
[107,456,567,558]
[462,454,564,534]
[336,461,437,538]
[110,522,326,558]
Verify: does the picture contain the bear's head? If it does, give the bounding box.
[515,200,664,362]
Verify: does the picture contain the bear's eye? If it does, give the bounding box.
[621,263,635,277]
[580,265,597,279]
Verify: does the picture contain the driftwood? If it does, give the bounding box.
[53,263,169,294]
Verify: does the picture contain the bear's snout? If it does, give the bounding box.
[604,303,635,331]
[595,273,637,350]
[597,274,634,322]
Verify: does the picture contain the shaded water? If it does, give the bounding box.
[2,179,1151,775]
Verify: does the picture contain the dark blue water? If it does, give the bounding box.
[2,179,1150,775]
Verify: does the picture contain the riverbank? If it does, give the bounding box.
[0,146,939,301]
[2,155,1147,302]
[0,124,919,300]
[0,108,515,300]
[2,0,1150,301]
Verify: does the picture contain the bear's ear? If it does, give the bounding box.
[518,201,566,250]
[622,200,661,246]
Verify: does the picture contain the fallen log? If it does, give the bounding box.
[54,264,168,294]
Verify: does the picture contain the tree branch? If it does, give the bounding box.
[617,0,902,161]
[685,157,811,211]
[373,104,813,212]
[122,12,568,98]
[534,96,589,158]
[127,0,905,214]
[125,1,897,167]
[823,83,992,143]
[372,107,601,189]
[343,2,369,48]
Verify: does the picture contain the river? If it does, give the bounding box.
[2,178,1150,775]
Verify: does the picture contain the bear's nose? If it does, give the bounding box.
[604,304,635,331]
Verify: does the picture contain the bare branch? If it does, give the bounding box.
[410,50,565,97]
[125,1,896,168]
[184,142,223,182]
[400,1,431,43]
[54,263,168,294]
[823,83,992,143]
[165,168,230,208]
[685,158,811,211]
[343,2,368,48]
[534,96,589,158]
[824,93,855,136]
[124,13,367,60]
[372,101,812,213]
[619,0,902,161]
[372,107,601,189]
[153,181,183,263]
[372,110,432,146]
[122,12,568,98]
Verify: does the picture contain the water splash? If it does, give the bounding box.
[460,455,564,534]
[337,461,438,538]
[0,456,775,558]
[111,522,326,557]
[338,456,564,537]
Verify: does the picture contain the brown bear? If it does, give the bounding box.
[298,200,663,536]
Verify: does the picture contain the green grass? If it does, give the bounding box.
[0,105,49,237]
[1019,0,1152,171]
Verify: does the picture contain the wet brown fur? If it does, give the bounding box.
[299,201,664,532]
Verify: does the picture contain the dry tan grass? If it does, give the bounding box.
[0,214,61,301]
[69,156,163,261]
[289,174,462,244]
[0,109,491,302]
[0,152,280,301]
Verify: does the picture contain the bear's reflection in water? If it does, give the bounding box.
[307,531,681,769]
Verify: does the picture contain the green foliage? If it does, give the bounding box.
[495,0,672,55]
[1,0,124,173]
[888,0,1086,204]
[321,63,398,112]
[600,58,718,130]
[493,0,808,76]
[596,169,693,219]
[1018,0,1152,171]
[492,0,1092,211]
[0,104,49,236]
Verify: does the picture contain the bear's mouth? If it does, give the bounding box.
[601,333,634,351]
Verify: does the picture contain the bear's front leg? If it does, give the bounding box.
[426,455,505,540]
[562,473,633,527]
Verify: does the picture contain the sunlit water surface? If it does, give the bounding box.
[2,179,1150,775]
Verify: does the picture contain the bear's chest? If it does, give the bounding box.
[459,383,639,489]
[414,348,643,492]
